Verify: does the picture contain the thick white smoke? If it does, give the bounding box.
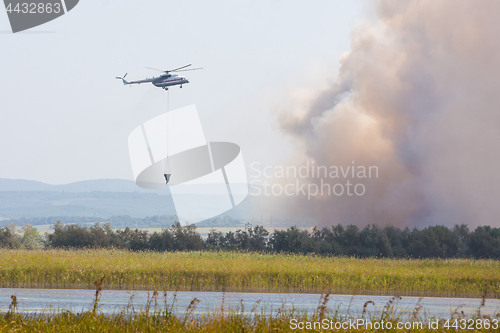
[275,0,500,228]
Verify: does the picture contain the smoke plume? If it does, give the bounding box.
[275,0,500,228]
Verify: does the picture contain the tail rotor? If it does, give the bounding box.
[116,73,129,85]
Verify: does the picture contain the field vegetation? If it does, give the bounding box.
[1,249,499,298]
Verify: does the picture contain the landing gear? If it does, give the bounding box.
[180,85,183,88]
[163,87,169,91]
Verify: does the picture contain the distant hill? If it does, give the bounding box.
[0,191,177,219]
[0,178,166,194]
[0,178,53,191]
[0,178,308,227]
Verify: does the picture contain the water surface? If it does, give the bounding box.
[1,288,498,319]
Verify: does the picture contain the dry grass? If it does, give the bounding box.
[1,249,500,297]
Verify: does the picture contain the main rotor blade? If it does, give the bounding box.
[172,67,203,72]
[169,64,192,72]
[146,67,166,72]
[146,64,197,73]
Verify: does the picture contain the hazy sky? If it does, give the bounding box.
[0,0,365,184]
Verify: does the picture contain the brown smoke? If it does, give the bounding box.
[274,0,500,228]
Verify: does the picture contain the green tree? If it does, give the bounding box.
[21,224,44,249]
[170,222,205,251]
[0,223,22,248]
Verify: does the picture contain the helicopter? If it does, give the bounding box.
[116,64,202,90]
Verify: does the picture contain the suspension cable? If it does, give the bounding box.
[167,89,169,157]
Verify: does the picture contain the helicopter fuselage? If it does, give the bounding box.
[152,74,189,88]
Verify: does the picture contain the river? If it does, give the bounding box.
[1,288,499,319]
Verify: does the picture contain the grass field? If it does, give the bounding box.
[1,249,500,298]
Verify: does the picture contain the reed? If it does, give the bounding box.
[1,249,500,297]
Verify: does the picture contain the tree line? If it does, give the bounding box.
[1,221,500,259]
